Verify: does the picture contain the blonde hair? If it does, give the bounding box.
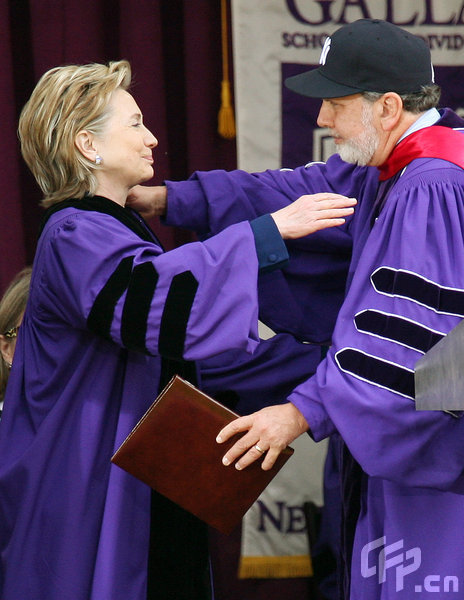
[18,60,132,208]
[0,267,32,403]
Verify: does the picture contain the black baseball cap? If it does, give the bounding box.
[285,19,434,99]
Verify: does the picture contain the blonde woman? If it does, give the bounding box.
[0,60,355,600]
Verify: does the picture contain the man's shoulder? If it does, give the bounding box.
[397,155,464,190]
[406,154,464,175]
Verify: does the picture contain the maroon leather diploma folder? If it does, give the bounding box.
[111,375,294,534]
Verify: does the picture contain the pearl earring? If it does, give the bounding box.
[95,154,102,165]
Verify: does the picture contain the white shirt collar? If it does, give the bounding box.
[398,107,441,143]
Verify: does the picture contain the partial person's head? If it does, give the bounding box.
[0,267,32,402]
[18,60,157,207]
[285,19,440,167]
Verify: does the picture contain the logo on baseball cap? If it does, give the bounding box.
[285,19,435,99]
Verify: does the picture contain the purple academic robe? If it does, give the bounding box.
[166,109,464,600]
[0,196,288,600]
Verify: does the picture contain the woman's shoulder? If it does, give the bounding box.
[39,197,154,245]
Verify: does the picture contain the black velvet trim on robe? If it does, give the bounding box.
[39,195,156,243]
[158,271,199,360]
[86,256,134,340]
[121,261,159,353]
[339,442,364,600]
[336,348,415,399]
[147,356,210,600]
[372,266,464,317]
[354,309,444,353]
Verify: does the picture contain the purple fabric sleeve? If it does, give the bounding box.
[199,332,322,414]
[164,179,210,234]
[165,157,377,237]
[38,209,262,361]
[164,159,379,343]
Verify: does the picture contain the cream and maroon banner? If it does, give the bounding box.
[231,0,464,172]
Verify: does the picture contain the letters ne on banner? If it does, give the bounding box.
[231,0,464,172]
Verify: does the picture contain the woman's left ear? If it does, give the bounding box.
[75,130,97,162]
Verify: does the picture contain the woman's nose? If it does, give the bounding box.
[145,128,158,148]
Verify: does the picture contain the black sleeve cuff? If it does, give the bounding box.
[250,214,289,274]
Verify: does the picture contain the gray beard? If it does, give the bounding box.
[336,103,380,166]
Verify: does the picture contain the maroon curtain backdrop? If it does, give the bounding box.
[0,0,237,293]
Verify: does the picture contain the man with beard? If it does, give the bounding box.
[129,19,464,600]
